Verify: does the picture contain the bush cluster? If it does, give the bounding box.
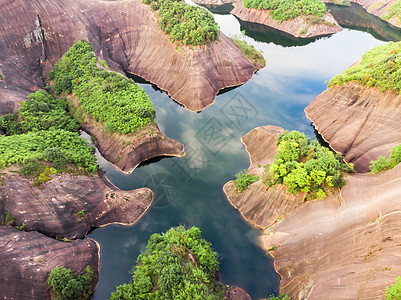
[231,36,266,69]
[110,226,224,299]
[0,129,97,173]
[382,1,401,22]
[143,0,219,46]
[48,40,156,134]
[263,131,353,200]
[243,0,326,22]
[369,144,401,173]
[234,169,259,192]
[47,266,95,300]
[329,42,401,92]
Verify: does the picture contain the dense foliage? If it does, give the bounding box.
[110,226,224,299]
[329,42,401,92]
[234,169,259,192]
[48,40,155,134]
[231,36,266,69]
[243,0,326,22]
[143,0,219,45]
[386,276,401,299]
[382,1,401,22]
[47,266,95,300]
[0,130,97,173]
[369,144,401,173]
[0,90,79,135]
[266,295,291,300]
[263,131,353,200]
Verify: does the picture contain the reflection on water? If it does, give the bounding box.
[327,3,401,42]
[88,8,388,300]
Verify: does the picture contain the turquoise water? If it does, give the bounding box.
[88,6,389,299]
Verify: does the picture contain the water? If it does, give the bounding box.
[88,5,393,299]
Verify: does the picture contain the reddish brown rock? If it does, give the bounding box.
[262,163,401,299]
[0,0,257,112]
[225,286,252,300]
[0,171,153,239]
[305,82,401,173]
[0,226,99,299]
[351,0,400,27]
[223,125,306,229]
[193,0,342,38]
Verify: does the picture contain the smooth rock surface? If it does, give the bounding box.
[0,226,99,299]
[263,163,401,299]
[305,82,401,173]
[0,0,257,112]
[0,172,153,239]
[225,286,253,300]
[223,125,306,229]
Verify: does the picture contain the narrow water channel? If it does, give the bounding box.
[88,5,391,299]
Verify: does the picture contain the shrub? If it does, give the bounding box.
[77,210,86,219]
[47,266,95,300]
[110,226,224,299]
[0,114,22,135]
[386,276,401,299]
[1,213,16,226]
[263,131,353,200]
[20,159,42,176]
[369,144,401,173]
[231,34,266,69]
[44,147,68,169]
[234,169,259,192]
[50,40,156,134]
[266,295,291,300]
[382,1,401,22]
[243,0,326,22]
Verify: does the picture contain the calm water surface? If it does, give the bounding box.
[89,6,390,299]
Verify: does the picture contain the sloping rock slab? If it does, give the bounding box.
[0,172,153,239]
[0,226,99,299]
[305,82,401,173]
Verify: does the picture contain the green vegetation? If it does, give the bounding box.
[0,130,97,173]
[48,40,156,134]
[0,73,3,80]
[329,42,401,92]
[99,59,109,69]
[77,210,86,219]
[0,213,16,226]
[243,0,326,22]
[142,0,219,45]
[382,1,401,22]
[47,266,95,300]
[231,34,266,69]
[110,226,224,299]
[385,276,401,299]
[0,91,79,135]
[266,295,291,300]
[369,144,401,173]
[262,131,353,200]
[234,169,259,192]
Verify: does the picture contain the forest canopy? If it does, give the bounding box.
[110,226,224,299]
[143,0,220,46]
[329,42,401,92]
[242,0,326,22]
[48,40,156,135]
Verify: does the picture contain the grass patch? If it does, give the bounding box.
[231,33,266,69]
[234,169,259,192]
[382,1,401,21]
[369,144,401,173]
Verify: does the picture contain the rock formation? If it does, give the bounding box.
[224,286,252,300]
[305,82,401,173]
[0,0,257,112]
[223,125,306,229]
[193,0,342,38]
[350,0,400,28]
[0,171,153,239]
[0,226,99,299]
[225,125,401,299]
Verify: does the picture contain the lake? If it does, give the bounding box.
[89,4,392,299]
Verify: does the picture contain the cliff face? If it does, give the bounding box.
[225,125,401,299]
[0,0,257,112]
[223,126,306,229]
[263,163,401,299]
[350,0,401,27]
[0,171,153,239]
[193,0,342,38]
[305,82,401,173]
[0,226,99,299]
